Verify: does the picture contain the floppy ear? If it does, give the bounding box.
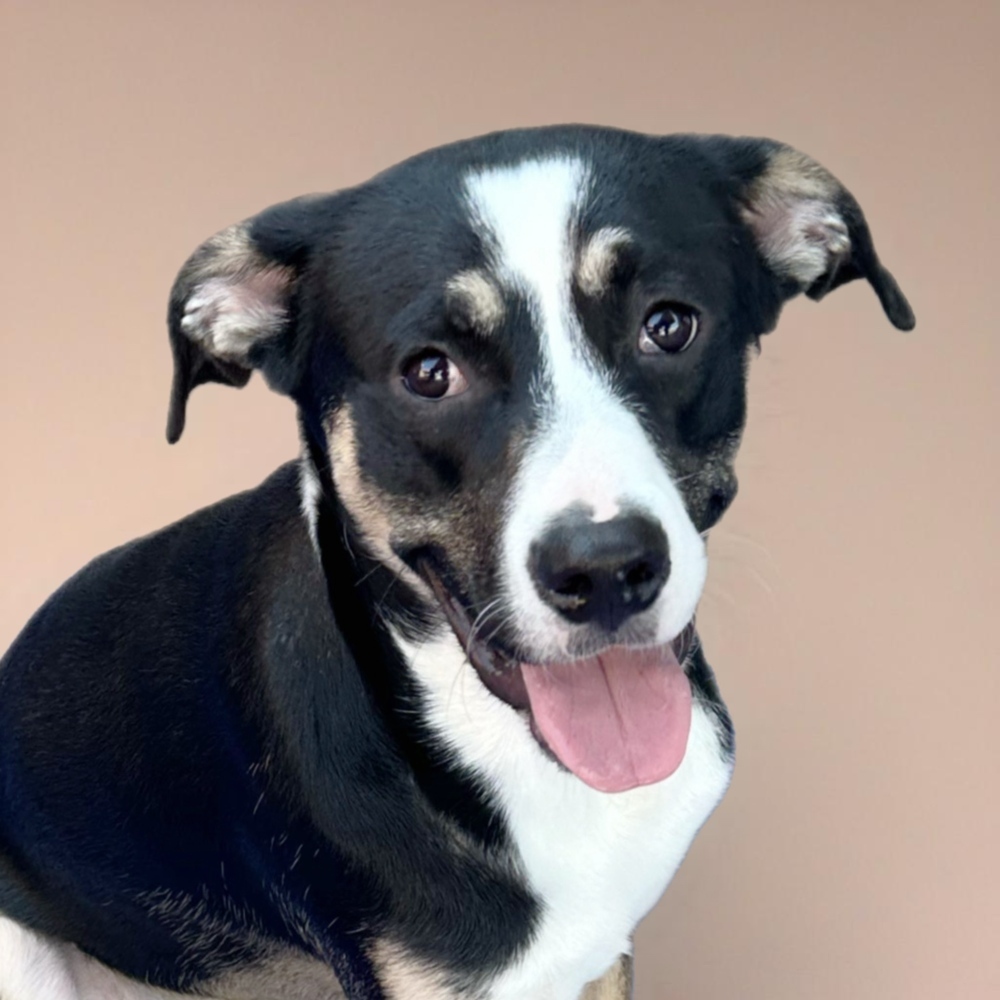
[729,140,915,332]
[166,195,329,443]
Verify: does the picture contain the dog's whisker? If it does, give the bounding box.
[341,522,356,560]
[445,655,467,717]
[467,598,505,652]
[711,526,775,559]
[479,609,518,650]
[743,563,777,601]
[702,582,739,610]
[353,558,385,589]
[371,576,400,625]
[671,471,700,485]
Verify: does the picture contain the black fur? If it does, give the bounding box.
[0,124,912,998]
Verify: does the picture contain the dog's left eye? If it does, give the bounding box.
[402,351,469,399]
[638,303,700,354]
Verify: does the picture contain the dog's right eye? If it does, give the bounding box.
[402,351,469,400]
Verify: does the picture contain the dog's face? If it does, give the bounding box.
[167,127,912,793]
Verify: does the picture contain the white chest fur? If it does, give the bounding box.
[396,633,733,1000]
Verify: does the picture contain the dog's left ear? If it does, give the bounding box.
[725,140,915,331]
[165,196,330,443]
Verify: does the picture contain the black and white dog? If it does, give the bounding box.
[0,125,913,1000]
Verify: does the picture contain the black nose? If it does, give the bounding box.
[529,513,669,632]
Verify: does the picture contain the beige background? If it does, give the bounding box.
[2,1,997,997]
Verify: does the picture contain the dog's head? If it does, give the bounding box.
[167,126,912,792]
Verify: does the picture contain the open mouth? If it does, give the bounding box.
[416,557,695,794]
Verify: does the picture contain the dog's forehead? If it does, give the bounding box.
[463,156,588,264]
[446,150,735,339]
[324,132,739,344]
[460,156,601,303]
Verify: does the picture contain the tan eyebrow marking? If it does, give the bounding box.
[576,226,632,296]
[444,269,505,333]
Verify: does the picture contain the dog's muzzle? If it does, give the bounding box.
[415,555,696,794]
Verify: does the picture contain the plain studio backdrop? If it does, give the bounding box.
[1,1,997,997]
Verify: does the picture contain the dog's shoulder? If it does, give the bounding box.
[0,462,316,947]
[1,461,305,674]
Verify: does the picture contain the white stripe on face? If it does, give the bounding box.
[463,157,706,659]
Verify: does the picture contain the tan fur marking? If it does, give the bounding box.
[203,950,346,1000]
[369,940,464,1000]
[185,221,295,297]
[750,147,839,203]
[326,406,429,594]
[328,405,397,567]
[576,226,631,297]
[188,221,256,279]
[581,953,633,1000]
[179,221,294,362]
[372,942,633,1000]
[446,269,505,332]
[740,146,851,285]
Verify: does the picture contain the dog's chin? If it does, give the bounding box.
[415,557,697,793]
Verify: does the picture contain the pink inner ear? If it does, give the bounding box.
[180,265,293,362]
[747,195,851,286]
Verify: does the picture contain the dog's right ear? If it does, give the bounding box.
[166,196,331,443]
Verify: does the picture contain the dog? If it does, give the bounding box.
[0,124,913,1000]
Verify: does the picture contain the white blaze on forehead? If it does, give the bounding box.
[464,156,590,389]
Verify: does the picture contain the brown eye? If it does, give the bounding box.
[402,351,469,399]
[638,303,700,354]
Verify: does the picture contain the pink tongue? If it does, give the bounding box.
[520,645,692,793]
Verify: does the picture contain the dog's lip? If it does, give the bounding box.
[414,555,531,710]
[413,555,697,712]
